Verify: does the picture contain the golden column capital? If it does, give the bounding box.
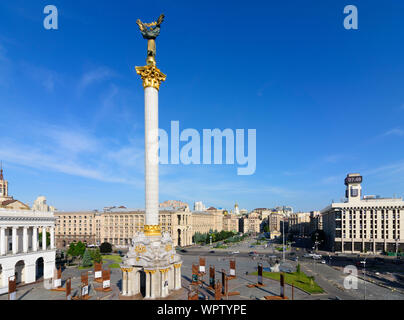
[145,269,157,274]
[135,64,166,91]
[174,263,182,269]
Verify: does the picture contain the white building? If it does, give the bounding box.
[193,201,206,212]
[0,167,56,294]
[321,173,404,254]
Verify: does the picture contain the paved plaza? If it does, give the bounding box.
[2,236,404,300]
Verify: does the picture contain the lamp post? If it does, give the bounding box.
[363,257,367,300]
[282,219,285,262]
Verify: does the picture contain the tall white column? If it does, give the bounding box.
[144,86,159,227]
[42,227,47,251]
[32,227,38,252]
[0,227,5,255]
[145,272,151,298]
[50,227,55,249]
[122,271,128,295]
[12,227,18,254]
[23,227,28,253]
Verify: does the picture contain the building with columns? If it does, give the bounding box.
[0,166,57,294]
[0,209,56,294]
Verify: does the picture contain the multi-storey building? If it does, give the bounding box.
[55,207,195,248]
[55,205,231,249]
[321,173,404,253]
[309,210,322,234]
[54,211,98,248]
[192,208,223,235]
[223,213,240,233]
[288,212,311,236]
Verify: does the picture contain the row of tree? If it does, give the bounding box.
[193,230,238,244]
[66,241,113,267]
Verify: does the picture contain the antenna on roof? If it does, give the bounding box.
[0,161,3,180]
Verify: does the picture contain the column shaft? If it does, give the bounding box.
[23,227,28,253]
[42,227,47,250]
[50,227,55,249]
[32,227,38,252]
[0,227,5,255]
[12,227,17,254]
[144,87,159,226]
[122,271,128,295]
[145,272,150,298]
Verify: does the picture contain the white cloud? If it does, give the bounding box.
[382,128,404,137]
[78,67,116,90]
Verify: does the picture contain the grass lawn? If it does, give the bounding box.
[101,255,123,263]
[109,263,121,269]
[251,271,324,294]
[78,265,93,270]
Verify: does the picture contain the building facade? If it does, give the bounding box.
[288,212,311,236]
[55,207,194,248]
[0,168,56,293]
[321,173,404,253]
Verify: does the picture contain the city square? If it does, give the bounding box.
[1,1,404,309]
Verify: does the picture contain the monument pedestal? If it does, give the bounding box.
[121,231,182,299]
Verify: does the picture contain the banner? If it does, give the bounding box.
[230,260,236,277]
[103,280,110,289]
[95,271,102,279]
[54,278,61,288]
[82,285,89,296]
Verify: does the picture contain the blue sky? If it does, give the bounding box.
[0,0,404,212]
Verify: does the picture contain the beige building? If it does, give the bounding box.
[267,211,284,234]
[321,173,404,253]
[192,208,224,235]
[55,205,233,249]
[288,212,311,236]
[239,211,261,234]
[55,208,193,248]
[223,213,240,232]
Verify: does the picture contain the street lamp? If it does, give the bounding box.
[362,257,367,300]
[282,219,285,262]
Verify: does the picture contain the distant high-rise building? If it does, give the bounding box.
[193,201,206,212]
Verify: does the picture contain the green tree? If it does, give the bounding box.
[90,248,103,263]
[100,242,112,254]
[81,249,92,267]
[75,241,86,257]
[296,263,301,274]
[67,241,86,258]
[39,231,50,247]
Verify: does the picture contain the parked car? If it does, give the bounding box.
[209,250,215,253]
[320,260,326,264]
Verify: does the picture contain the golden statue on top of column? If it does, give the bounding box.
[136,14,165,66]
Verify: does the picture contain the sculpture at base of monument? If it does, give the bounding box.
[136,14,165,66]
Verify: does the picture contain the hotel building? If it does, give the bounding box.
[321,173,404,253]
